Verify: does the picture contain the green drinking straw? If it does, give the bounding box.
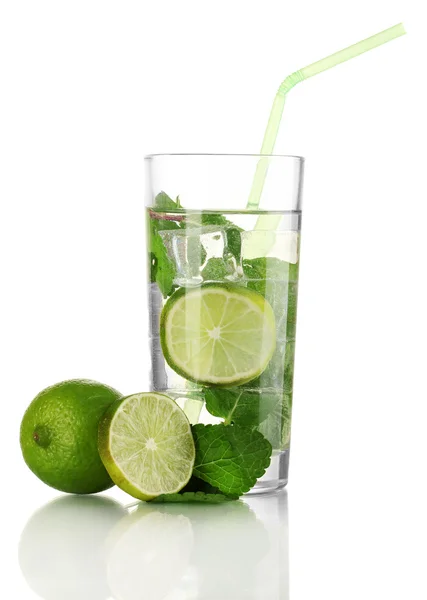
[247,23,406,223]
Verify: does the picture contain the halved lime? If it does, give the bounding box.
[160,283,276,386]
[98,393,195,501]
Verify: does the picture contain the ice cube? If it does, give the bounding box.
[199,227,227,259]
[159,226,227,286]
[241,230,299,263]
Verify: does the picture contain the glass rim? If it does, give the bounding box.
[144,153,304,161]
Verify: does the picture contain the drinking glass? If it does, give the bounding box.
[145,154,304,492]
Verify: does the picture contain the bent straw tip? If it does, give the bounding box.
[392,22,406,36]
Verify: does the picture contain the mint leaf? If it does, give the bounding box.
[250,340,295,391]
[258,393,292,449]
[181,475,233,495]
[201,257,230,281]
[286,281,298,339]
[192,423,272,496]
[204,387,281,427]
[150,491,234,503]
[225,226,242,261]
[241,257,298,449]
[153,191,180,210]
[243,256,299,282]
[244,342,294,450]
[204,388,291,449]
[149,475,238,503]
[149,219,179,297]
[148,193,183,297]
[243,257,298,341]
[283,341,295,394]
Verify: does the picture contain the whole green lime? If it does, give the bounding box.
[20,379,122,494]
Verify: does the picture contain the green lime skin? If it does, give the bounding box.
[20,379,122,494]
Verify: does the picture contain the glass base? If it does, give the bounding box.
[246,450,289,495]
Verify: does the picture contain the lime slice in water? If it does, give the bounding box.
[98,393,195,500]
[161,283,276,386]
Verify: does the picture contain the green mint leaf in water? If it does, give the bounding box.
[224,226,242,261]
[258,393,292,449]
[283,341,295,394]
[286,282,298,339]
[243,257,299,341]
[204,387,292,450]
[191,423,272,496]
[204,388,281,428]
[241,257,298,449]
[149,219,179,297]
[243,361,293,451]
[148,192,183,297]
[250,340,295,393]
[242,256,299,283]
[201,257,230,281]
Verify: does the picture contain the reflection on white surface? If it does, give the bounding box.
[107,506,194,600]
[19,491,289,600]
[19,495,127,600]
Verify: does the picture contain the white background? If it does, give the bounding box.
[1,1,426,599]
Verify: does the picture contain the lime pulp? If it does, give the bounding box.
[160,283,276,386]
[98,393,195,500]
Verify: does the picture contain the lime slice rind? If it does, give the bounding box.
[99,393,195,500]
[161,284,276,386]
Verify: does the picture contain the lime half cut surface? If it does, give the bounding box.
[98,393,195,501]
[161,284,276,386]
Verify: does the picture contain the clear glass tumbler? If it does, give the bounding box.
[145,154,304,493]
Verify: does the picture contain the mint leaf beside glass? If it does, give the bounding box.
[192,423,272,497]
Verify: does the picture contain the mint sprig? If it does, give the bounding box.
[192,423,272,497]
